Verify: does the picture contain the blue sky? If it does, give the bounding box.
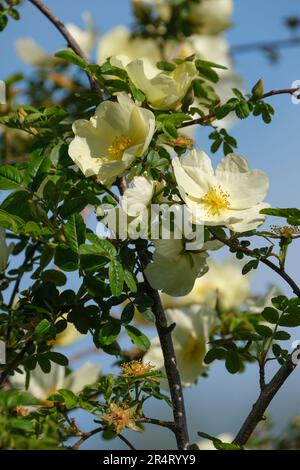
[2,0,300,449]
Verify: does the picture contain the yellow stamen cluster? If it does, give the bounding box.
[271,225,300,238]
[201,185,230,216]
[107,135,134,160]
[101,403,140,434]
[121,359,155,378]
[15,406,29,417]
[168,135,194,150]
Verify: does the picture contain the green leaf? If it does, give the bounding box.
[129,82,146,102]
[138,308,156,323]
[162,120,178,139]
[125,325,151,351]
[59,196,88,218]
[156,60,176,72]
[214,442,241,451]
[0,208,24,232]
[271,295,288,310]
[124,269,137,293]
[255,324,273,338]
[35,319,51,339]
[195,59,219,83]
[261,307,279,324]
[41,269,67,286]
[27,152,51,192]
[56,389,78,409]
[260,208,300,219]
[37,355,51,373]
[55,49,88,69]
[235,100,250,119]
[64,214,86,253]
[273,331,291,341]
[54,245,78,272]
[242,259,259,275]
[98,321,121,346]
[0,14,8,31]
[0,165,23,189]
[225,350,241,374]
[204,348,226,364]
[278,314,300,327]
[109,259,124,297]
[86,233,116,258]
[48,352,69,366]
[272,344,282,357]
[121,303,135,325]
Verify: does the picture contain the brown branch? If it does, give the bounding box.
[28,0,103,99]
[233,351,298,447]
[209,230,300,298]
[71,426,104,450]
[180,88,300,129]
[117,433,136,450]
[139,416,176,431]
[231,36,300,55]
[208,230,300,445]
[137,245,189,449]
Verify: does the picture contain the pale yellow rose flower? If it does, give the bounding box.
[144,305,216,387]
[68,93,155,184]
[161,258,251,311]
[97,25,161,64]
[173,149,270,233]
[111,55,197,111]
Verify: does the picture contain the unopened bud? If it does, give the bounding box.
[252,79,264,100]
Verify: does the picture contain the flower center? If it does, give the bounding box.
[201,185,230,216]
[183,335,205,361]
[107,135,134,160]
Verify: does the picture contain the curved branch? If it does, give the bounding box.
[117,433,136,450]
[208,229,300,445]
[233,351,299,446]
[180,88,300,129]
[28,0,103,99]
[231,36,300,55]
[71,426,104,450]
[209,230,300,298]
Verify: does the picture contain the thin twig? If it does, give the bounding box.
[118,433,136,450]
[209,230,300,298]
[28,0,103,99]
[231,36,300,55]
[71,426,104,450]
[180,88,300,129]
[139,416,176,431]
